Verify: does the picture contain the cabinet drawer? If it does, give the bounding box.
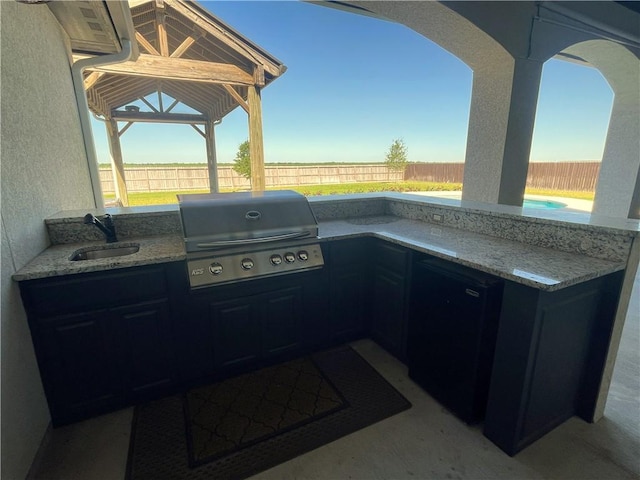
[22,266,168,316]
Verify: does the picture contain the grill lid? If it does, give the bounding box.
[178,190,318,252]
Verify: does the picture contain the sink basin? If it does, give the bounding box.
[69,244,140,261]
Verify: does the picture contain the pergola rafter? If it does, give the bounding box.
[78,0,286,205]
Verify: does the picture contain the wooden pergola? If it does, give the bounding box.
[77,0,286,205]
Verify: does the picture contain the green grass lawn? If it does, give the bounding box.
[524,188,594,201]
[104,182,594,207]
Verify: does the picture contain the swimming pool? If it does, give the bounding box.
[522,199,567,210]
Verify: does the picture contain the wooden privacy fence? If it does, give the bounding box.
[525,162,600,191]
[100,161,601,194]
[404,163,465,183]
[405,161,600,191]
[100,165,403,193]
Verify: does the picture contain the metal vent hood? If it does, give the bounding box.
[47,0,133,55]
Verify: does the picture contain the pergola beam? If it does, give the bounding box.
[247,85,265,191]
[164,0,284,77]
[111,110,207,124]
[105,118,129,206]
[205,121,219,193]
[171,27,204,58]
[155,0,170,57]
[135,31,160,56]
[78,53,255,86]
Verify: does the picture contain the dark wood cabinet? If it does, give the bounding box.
[371,265,406,357]
[185,273,320,381]
[211,297,262,370]
[20,263,183,426]
[262,286,303,358]
[370,241,410,360]
[37,311,122,423]
[18,232,623,458]
[115,300,175,401]
[327,239,369,343]
[483,272,624,455]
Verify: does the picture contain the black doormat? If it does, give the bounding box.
[126,346,412,480]
[185,356,348,467]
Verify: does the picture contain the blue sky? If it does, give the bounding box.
[91,1,614,165]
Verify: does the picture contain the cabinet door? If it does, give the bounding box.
[371,265,406,359]
[37,312,122,424]
[329,265,367,342]
[262,286,302,358]
[210,297,261,370]
[114,300,175,402]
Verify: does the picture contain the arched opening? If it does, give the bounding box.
[560,40,640,218]
[527,56,614,210]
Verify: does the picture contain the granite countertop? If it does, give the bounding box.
[13,217,625,291]
[318,216,625,291]
[12,235,185,281]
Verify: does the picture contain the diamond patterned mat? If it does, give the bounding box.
[126,346,412,480]
[184,356,347,466]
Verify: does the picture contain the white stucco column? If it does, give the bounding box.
[560,41,640,219]
[592,62,640,219]
[462,57,543,205]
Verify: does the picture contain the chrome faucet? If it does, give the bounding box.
[84,213,118,243]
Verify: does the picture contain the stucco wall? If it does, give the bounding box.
[1,2,95,478]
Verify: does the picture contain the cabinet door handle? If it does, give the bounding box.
[465,288,480,297]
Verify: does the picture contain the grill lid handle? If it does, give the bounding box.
[245,210,261,221]
[196,231,311,249]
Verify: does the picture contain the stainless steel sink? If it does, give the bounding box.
[69,244,140,261]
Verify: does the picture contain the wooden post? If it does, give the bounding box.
[247,84,265,191]
[105,118,129,206]
[205,121,219,192]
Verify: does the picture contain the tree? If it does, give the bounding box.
[385,138,408,173]
[232,140,251,179]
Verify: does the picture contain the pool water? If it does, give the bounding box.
[522,199,567,209]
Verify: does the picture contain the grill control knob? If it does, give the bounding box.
[241,258,254,270]
[209,262,223,275]
[270,254,282,266]
[297,250,309,261]
[284,252,296,263]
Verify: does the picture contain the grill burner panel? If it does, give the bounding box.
[178,190,324,287]
[187,241,323,288]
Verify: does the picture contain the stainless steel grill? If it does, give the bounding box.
[178,190,324,288]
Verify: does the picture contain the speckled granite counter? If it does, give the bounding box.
[12,235,185,281]
[317,216,625,291]
[13,216,625,292]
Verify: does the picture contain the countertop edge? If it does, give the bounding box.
[13,223,626,292]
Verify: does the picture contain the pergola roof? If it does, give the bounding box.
[79,0,286,122]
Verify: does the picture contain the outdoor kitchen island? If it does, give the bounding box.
[13,193,639,457]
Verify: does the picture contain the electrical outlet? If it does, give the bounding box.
[432,213,442,222]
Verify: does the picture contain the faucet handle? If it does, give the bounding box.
[103,213,114,227]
